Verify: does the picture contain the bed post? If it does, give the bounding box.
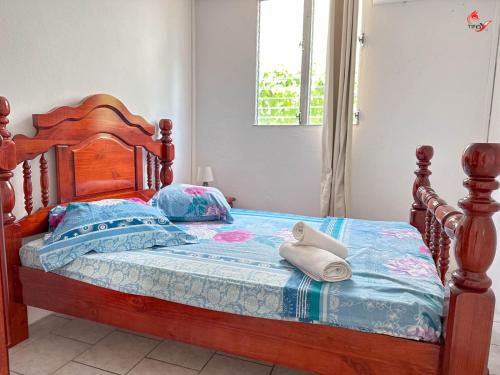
[159,119,174,188]
[410,145,433,234]
[0,96,28,347]
[442,143,500,375]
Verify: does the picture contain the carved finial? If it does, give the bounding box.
[413,145,433,207]
[0,96,16,224]
[159,119,174,187]
[410,145,434,233]
[159,119,173,142]
[0,96,12,139]
[462,143,500,179]
[416,144,434,161]
[453,143,500,291]
[442,143,500,374]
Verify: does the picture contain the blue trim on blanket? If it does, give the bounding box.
[282,217,346,321]
[231,208,324,222]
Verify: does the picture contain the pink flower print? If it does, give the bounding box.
[214,230,254,243]
[184,186,209,196]
[385,257,436,277]
[382,229,421,240]
[419,245,431,256]
[406,325,440,343]
[274,229,294,241]
[49,213,65,230]
[126,197,148,205]
[205,204,226,216]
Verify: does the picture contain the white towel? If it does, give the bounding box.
[292,222,348,259]
[279,241,352,282]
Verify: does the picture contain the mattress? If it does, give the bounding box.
[20,209,444,343]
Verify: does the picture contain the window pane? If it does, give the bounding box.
[257,0,304,125]
[308,0,329,125]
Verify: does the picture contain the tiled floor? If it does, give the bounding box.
[8,314,308,375]
[8,312,500,375]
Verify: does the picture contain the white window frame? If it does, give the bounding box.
[256,0,318,125]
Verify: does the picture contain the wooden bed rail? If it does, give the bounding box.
[410,146,465,284]
[411,143,500,374]
[417,186,463,284]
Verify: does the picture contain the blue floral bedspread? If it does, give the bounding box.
[20,209,444,342]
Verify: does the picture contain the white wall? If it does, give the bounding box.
[1,0,194,219]
[0,0,194,322]
[194,0,322,216]
[194,0,499,219]
[352,0,499,221]
[488,37,500,294]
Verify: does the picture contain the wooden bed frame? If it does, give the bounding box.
[0,94,499,375]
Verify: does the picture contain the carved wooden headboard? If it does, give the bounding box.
[0,94,176,345]
[4,94,173,217]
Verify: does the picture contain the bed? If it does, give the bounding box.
[0,94,498,374]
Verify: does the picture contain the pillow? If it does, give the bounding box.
[39,199,198,271]
[150,184,233,223]
[48,197,148,231]
[48,205,67,231]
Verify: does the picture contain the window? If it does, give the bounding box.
[256,0,330,125]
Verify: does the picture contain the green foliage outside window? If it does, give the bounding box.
[257,69,325,125]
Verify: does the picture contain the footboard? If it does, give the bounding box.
[410,144,500,375]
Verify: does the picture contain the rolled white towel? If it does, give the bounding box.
[292,222,348,259]
[279,241,352,282]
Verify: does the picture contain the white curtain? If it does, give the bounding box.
[320,0,359,217]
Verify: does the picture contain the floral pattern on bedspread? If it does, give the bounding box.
[20,209,444,343]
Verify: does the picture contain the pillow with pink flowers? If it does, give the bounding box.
[149,184,233,223]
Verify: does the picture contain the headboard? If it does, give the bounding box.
[0,94,176,344]
[3,94,173,217]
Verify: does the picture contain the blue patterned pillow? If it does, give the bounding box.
[48,205,67,231]
[38,199,198,271]
[150,184,233,223]
[47,198,149,231]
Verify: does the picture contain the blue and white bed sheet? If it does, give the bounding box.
[20,209,444,343]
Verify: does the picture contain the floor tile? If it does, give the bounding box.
[75,331,159,375]
[129,358,198,375]
[490,344,500,375]
[53,361,112,375]
[9,334,89,375]
[53,318,115,344]
[272,365,313,375]
[29,315,71,337]
[9,315,71,354]
[53,313,75,320]
[218,351,273,366]
[199,354,272,375]
[118,328,163,341]
[148,339,214,370]
[492,322,500,346]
